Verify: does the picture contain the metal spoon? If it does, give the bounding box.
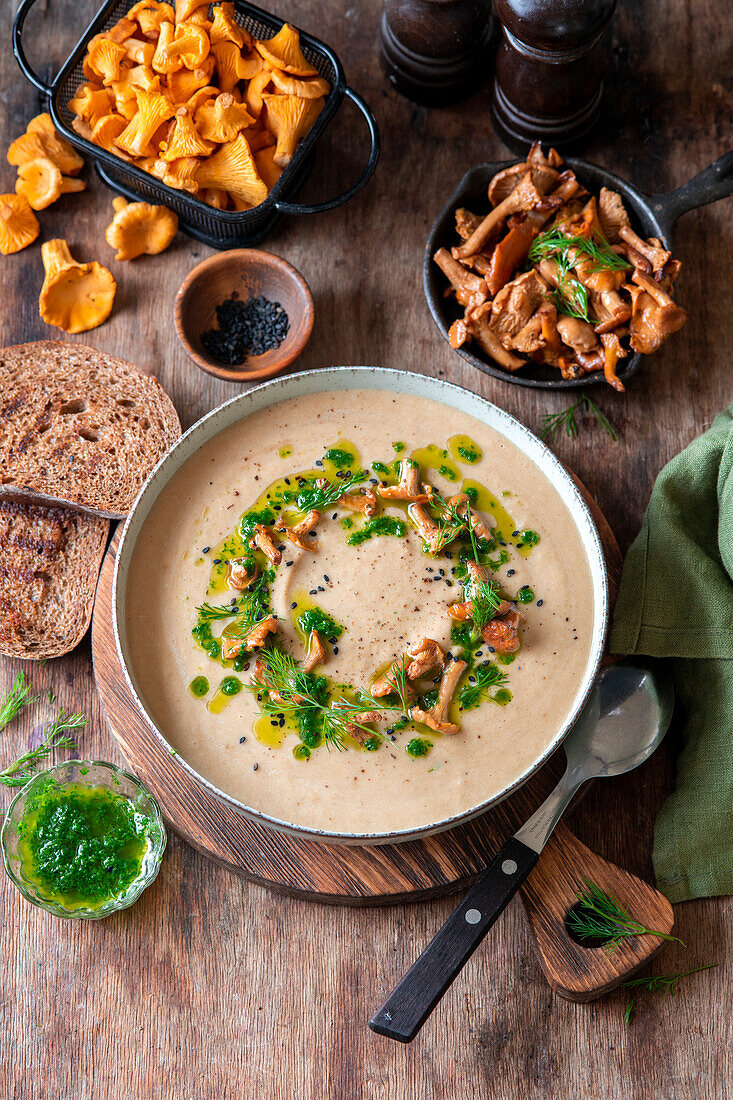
[369,664,674,1043]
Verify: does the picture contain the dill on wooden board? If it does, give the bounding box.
[0,672,36,733]
[622,964,718,1025]
[567,879,684,954]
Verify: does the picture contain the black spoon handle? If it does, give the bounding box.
[369,836,539,1043]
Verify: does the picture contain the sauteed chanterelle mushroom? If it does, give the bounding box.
[433,142,687,390]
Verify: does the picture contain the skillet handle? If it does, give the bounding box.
[274,87,380,215]
[13,0,54,96]
[649,151,733,243]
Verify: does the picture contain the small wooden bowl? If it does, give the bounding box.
[174,250,314,382]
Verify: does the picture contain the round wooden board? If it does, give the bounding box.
[92,479,621,905]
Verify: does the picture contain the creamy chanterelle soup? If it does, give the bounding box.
[125,389,597,835]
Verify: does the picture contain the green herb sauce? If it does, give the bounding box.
[298,608,343,639]
[189,676,209,698]
[16,780,150,909]
[324,447,354,469]
[516,585,535,604]
[293,744,311,761]
[346,516,406,546]
[220,676,242,697]
[406,737,432,758]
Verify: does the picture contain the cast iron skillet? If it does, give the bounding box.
[423,152,733,389]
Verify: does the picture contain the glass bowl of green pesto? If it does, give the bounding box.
[1,760,166,919]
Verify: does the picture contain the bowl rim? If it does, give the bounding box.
[173,249,315,382]
[111,366,609,845]
[1,758,167,918]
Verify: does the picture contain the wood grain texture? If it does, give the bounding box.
[1,0,732,1095]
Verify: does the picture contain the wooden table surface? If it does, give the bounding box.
[1,0,732,1096]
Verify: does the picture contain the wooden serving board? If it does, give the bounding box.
[91,488,674,999]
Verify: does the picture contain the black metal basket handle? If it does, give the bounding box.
[274,87,380,215]
[13,0,54,95]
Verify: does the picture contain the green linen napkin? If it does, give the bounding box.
[610,404,733,903]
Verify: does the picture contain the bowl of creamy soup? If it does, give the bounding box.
[114,368,608,844]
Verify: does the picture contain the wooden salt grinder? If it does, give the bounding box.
[490,0,618,152]
[379,0,494,106]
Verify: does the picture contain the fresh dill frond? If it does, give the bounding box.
[529,227,629,324]
[529,227,630,273]
[427,492,471,556]
[0,672,36,732]
[540,394,618,444]
[551,282,591,322]
[459,662,508,710]
[567,879,684,954]
[196,577,271,644]
[295,470,368,513]
[0,706,85,788]
[622,964,717,1025]
[251,646,411,752]
[468,574,503,632]
[226,577,271,639]
[196,601,242,623]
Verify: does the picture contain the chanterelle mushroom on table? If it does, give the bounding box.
[410,658,467,735]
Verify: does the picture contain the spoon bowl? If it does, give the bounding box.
[563,664,674,780]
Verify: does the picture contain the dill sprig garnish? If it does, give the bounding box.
[0,706,86,788]
[622,964,717,1025]
[294,469,368,513]
[466,573,503,632]
[196,576,271,637]
[0,672,37,732]
[196,601,242,623]
[529,227,631,274]
[459,662,509,709]
[540,394,618,443]
[529,227,629,323]
[225,577,271,639]
[251,646,410,751]
[567,879,684,954]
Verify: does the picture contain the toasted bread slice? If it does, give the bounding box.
[0,340,180,517]
[0,500,109,660]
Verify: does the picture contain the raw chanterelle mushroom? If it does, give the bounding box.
[0,193,39,254]
[434,141,687,388]
[104,196,178,260]
[39,239,117,333]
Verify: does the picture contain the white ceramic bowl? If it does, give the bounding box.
[112,368,609,844]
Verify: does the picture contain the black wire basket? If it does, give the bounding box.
[13,0,380,249]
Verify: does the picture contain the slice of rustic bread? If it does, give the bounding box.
[0,340,181,517]
[0,500,109,660]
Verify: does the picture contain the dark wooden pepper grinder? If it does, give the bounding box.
[380,0,494,106]
[490,0,618,151]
